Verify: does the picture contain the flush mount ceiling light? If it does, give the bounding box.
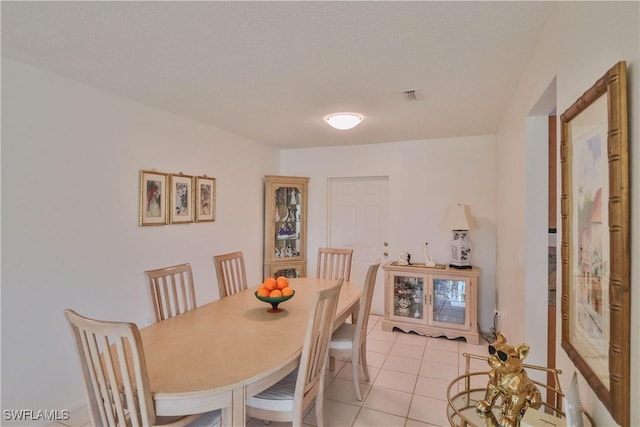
[324,112,364,130]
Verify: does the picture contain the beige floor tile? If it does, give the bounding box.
[367,328,398,343]
[383,354,422,375]
[405,418,440,426]
[422,347,459,367]
[426,336,460,352]
[395,332,428,347]
[336,361,380,384]
[420,360,459,382]
[408,394,450,426]
[353,407,406,427]
[366,317,381,333]
[414,376,450,400]
[374,369,417,394]
[390,342,425,360]
[362,386,412,418]
[458,352,489,373]
[326,358,348,386]
[303,398,360,427]
[56,406,90,427]
[363,350,387,368]
[366,339,394,354]
[325,377,372,406]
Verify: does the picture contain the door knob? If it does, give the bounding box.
[383,252,389,257]
[384,242,389,246]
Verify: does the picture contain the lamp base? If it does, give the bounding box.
[449,230,472,270]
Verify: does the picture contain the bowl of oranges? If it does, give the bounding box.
[255,276,295,312]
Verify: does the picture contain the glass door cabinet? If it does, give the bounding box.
[383,262,480,344]
[263,176,309,279]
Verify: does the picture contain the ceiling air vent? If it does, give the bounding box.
[403,89,423,101]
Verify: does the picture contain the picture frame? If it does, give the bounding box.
[169,173,194,224]
[139,170,168,226]
[195,176,216,222]
[560,61,629,425]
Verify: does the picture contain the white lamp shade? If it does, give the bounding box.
[443,204,477,230]
[324,112,363,130]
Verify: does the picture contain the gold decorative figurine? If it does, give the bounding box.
[476,332,542,427]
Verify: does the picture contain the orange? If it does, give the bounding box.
[257,287,270,297]
[281,287,294,297]
[263,277,277,291]
[276,276,289,290]
[269,289,283,298]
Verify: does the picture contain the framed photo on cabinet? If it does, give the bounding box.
[139,170,168,226]
[169,173,194,224]
[195,176,216,222]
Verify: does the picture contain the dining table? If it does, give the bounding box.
[139,277,361,427]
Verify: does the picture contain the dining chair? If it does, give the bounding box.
[328,260,381,401]
[64,309,221,427]
[213,251,248,298]
[316,247,353,281]
[245,279,344,427]
[145,263,197,322]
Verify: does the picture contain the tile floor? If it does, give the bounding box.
[52,315,491,427]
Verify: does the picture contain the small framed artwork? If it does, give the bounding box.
[169,173,194,224]
[195,176,216,222]
[139,170,168,226]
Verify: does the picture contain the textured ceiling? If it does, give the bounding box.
[1,1,555,148]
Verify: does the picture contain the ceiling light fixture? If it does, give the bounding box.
[324,112,364,130]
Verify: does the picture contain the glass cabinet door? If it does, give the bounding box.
[273,185,303,260]
[429,276,469,329]
[264,176,309,279]
[268,263,306,279]
[391,274,425,321]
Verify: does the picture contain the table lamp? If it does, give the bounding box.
[443,204,477,269]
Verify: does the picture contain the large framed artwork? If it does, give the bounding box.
[560,61,629,425]
[139,170,168,226]
[195,176,216,222]
[169,173,194,224]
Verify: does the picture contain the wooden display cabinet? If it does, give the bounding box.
[263,176,309,279]
[382,262,480,344]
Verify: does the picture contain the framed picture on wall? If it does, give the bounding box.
[195,176,216,222]
[560,60,629,425]
[169,173,194,224]
[139,170,168,226]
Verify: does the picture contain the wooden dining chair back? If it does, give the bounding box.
[145,263,197,323]
[64,309,221,427]
[246,279,343,427]
[316,247,353,281]
[329,260,381,400]
[213,251,248,298]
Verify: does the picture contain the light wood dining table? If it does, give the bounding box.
[140,277,361,427]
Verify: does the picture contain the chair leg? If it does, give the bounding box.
[352,347,363,401]
[316,393,324,427]
[329,355,335,371]
[316,377,325,427]
[360,342,370,382]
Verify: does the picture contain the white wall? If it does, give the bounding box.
[495,2,639,425]
[280,136,497,331]
[1,59,280,420]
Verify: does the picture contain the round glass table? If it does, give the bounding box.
[446,353,593,427]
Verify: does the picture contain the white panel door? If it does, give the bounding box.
[329,176,389,315]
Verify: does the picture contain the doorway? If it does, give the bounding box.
[524,77,557,402]
[328,176,389,315]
